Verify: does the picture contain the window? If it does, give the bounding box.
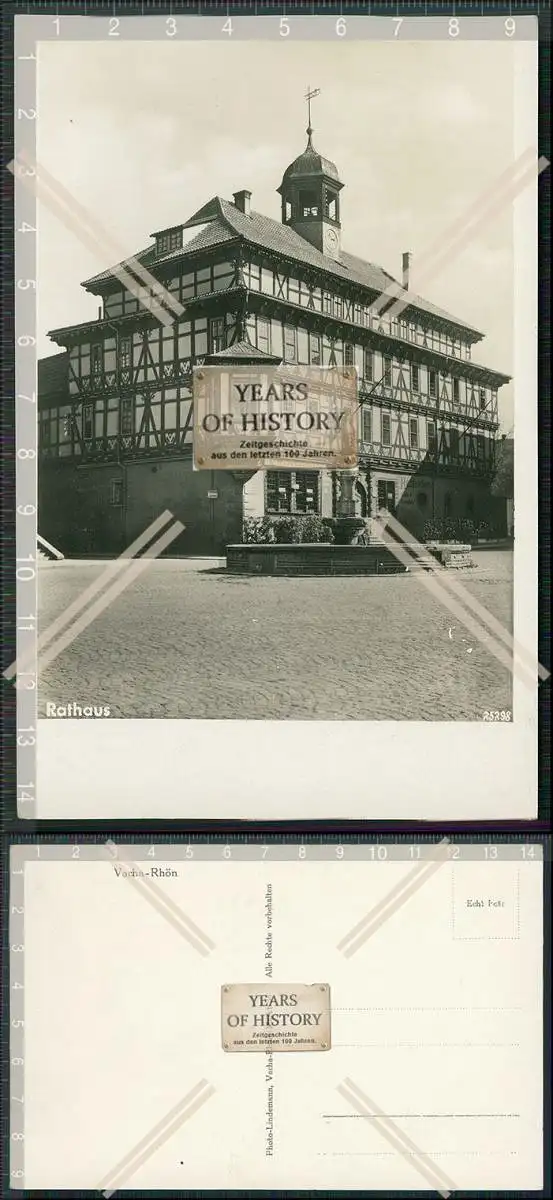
[427,421,437,455]
[177,320,191,361]
[110,480,123,507]
[193,317,208,357]
[181,273,194,300]
[299,190,318,217]
[377,480,396,514]
[40,413,50,446]
[428,370,437,398]
[295,472,319,513]
[334,296,343,318]
[156,228,183,255]
[477,435,485,460]
[288,276,299,304]
[257,319,271,355]
[466,495,475,516]
[444,492,452,518]
[323,293,333,315]
[479,389,487,411]
[266,471,319,514]
[213,261,234,289]
[324,190,337,220]
[60,408,72,441]
[121,397,133,436]
[344,343,354,367]
[196,267,211,297]
[453,377,460,404]
[297,329,309,364]
[83,404,93,439]
[284,200,292,222]
[381,414,391,446]
[409,418,419,449]
[417,492,428,509]
[209,318,226,354]
[383,356,392,386]
[362,408,372,442]
[119,336,131,369]
[105,292,123,317]
[411,363,419,393]
[364,349,374,381]
[91,344,102,377]
[283,326,297,363]
[309,333,321,365]
[450,429,459,458]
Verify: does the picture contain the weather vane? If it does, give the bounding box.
[305,85,321,138]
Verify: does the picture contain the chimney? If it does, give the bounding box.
[402,251,412,291]
[233,189,252,215]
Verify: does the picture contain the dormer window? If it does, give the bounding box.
[156,227,183,256]
[300,190,319,217]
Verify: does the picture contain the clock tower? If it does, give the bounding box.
[277,88,343,261]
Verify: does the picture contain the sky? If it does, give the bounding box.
[35,37,527,430]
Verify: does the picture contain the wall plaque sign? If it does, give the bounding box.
[194,365,357,471]
[221,983,331,1053]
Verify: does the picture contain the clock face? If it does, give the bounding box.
[324,227,338,251]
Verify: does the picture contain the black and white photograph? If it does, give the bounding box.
[36,34,526,723]
[18,19,539,818]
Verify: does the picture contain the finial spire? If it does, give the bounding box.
[305,85,320,148]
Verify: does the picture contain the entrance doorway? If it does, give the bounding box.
[377,480,396,515]
[354,479,368,517]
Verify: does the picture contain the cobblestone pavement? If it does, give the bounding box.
[37,551,513,721]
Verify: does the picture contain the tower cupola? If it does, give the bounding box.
[277,87,344,260]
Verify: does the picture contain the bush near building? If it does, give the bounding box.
[423,517,504,543]
[243,515,331,544]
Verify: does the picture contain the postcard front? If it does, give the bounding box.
[16,19,540,818]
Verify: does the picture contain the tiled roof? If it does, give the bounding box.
[38,352,68,396]
[82,194,483,337]
[206,337,282,363]
[216,200,482,336]
[82,220,237,289]
[279,146,341,185]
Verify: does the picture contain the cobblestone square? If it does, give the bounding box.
[38,551,513,721]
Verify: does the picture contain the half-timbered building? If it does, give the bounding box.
[38,121,510,555]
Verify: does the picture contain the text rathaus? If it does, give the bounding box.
[38,116,510,556]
